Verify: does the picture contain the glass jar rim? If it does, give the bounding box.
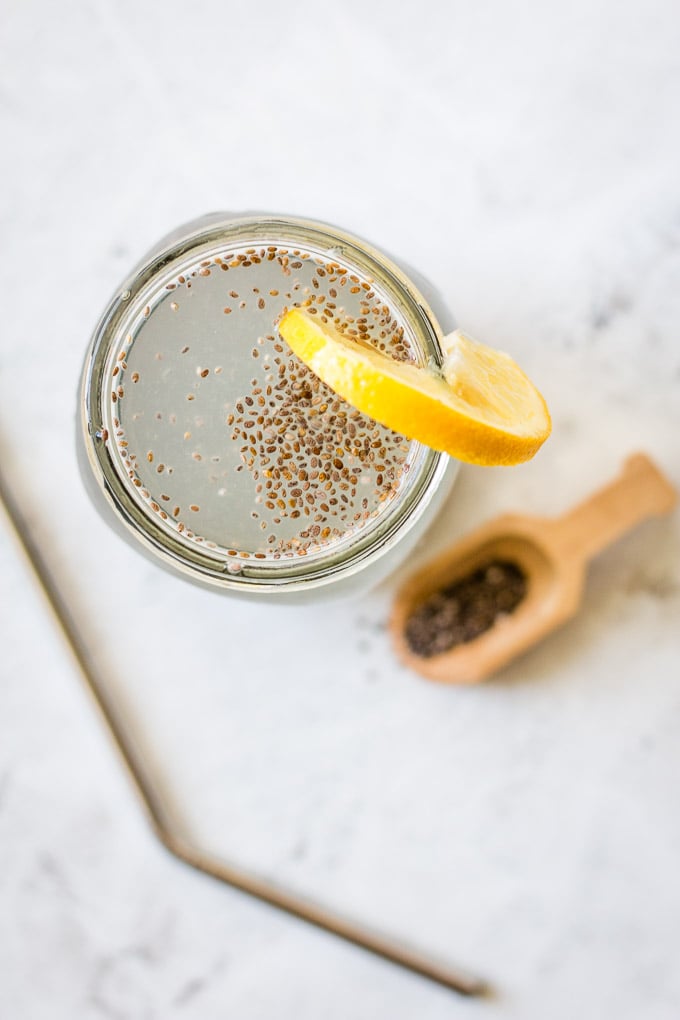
[80,213,451,594]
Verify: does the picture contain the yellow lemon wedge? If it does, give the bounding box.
[278,308,551,466]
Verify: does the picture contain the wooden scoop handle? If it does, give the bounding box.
[546,453,677,563]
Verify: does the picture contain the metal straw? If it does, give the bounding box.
[0,452,488,998]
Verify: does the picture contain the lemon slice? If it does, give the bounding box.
[278,309,551,466]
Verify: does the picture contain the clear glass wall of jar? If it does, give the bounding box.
[79,214,458,600]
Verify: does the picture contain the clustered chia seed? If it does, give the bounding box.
[405,561,527,657]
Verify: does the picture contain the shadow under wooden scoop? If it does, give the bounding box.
[391,453,678,684]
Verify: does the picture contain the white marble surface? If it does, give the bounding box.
[2,1,680,1017]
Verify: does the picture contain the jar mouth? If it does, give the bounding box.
[80,214,450,594]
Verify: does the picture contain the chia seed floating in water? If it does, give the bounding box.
[106,241,420,563]
[404,560,527,658]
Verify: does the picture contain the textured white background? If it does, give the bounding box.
[2,1,680,1017]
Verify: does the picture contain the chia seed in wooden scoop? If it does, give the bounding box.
[391,453,677,683]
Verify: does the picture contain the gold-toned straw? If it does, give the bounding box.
[0,453,488,998]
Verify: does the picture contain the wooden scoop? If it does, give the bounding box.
[391,453,677,683]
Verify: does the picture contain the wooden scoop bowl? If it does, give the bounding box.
[391,453,677,684]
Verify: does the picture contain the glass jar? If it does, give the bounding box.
[79,213,458,600]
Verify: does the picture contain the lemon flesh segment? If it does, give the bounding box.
[278,309,551,466]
